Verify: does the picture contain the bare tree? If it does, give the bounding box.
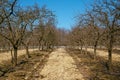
[0,5,40,66]
[0,0,17,25]
[0,0,19,66]
[34,6,57,50]
[56,28,68,47]
[90,0,120,71]
[86,11,106,59]
[69,0,120,72]
[21,5,40,58]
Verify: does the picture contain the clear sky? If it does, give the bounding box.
[19,0,93,30]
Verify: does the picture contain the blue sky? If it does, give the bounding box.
[19,0,93,30]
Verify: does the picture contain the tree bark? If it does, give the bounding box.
[94,44,97,59]
[108,33,113,72]
[10,49,14,64]
[39,43,41,51]
[108,48,112,71]
[26,46,30,58]
[13,47,18,66]
[85,45,88,54]
[41,44,44,50]
[80,43,83,54]
[94,40,98,59]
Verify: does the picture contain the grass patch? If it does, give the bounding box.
[0,50,51,80]
[66,48,120,80]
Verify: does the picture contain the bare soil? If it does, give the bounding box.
[1,47,119,80]
[38,48,84,80]
[0,50,51,80]
[67,48,120,80]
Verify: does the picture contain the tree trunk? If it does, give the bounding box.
[10,49,14,64]
[38,40,41,51]
[108,48,112,71]
[41,44,44,50]
[8,43,11,52]
[108,33,113,72]
[26,46,30,58]
[94,45,97,59]
[85,45,88,55]
[100,45,102,49]
[39,44,41,51]
[33,43,34,51]
[13,47,18,66]
[94,40,98,59]
[80,44,83,54]
[94,32,100,59]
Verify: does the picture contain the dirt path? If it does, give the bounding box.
[38,48,84,80]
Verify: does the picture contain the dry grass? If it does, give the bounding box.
[85,48,120,62]
[67,48,120,80]
[0,49,38,63]
[0,50,50,80]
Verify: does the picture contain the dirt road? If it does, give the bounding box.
[38,48,84,80]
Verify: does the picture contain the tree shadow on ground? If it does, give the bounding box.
[97,48,120,55]
[66,48,120,80]
[0,50,51,80]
